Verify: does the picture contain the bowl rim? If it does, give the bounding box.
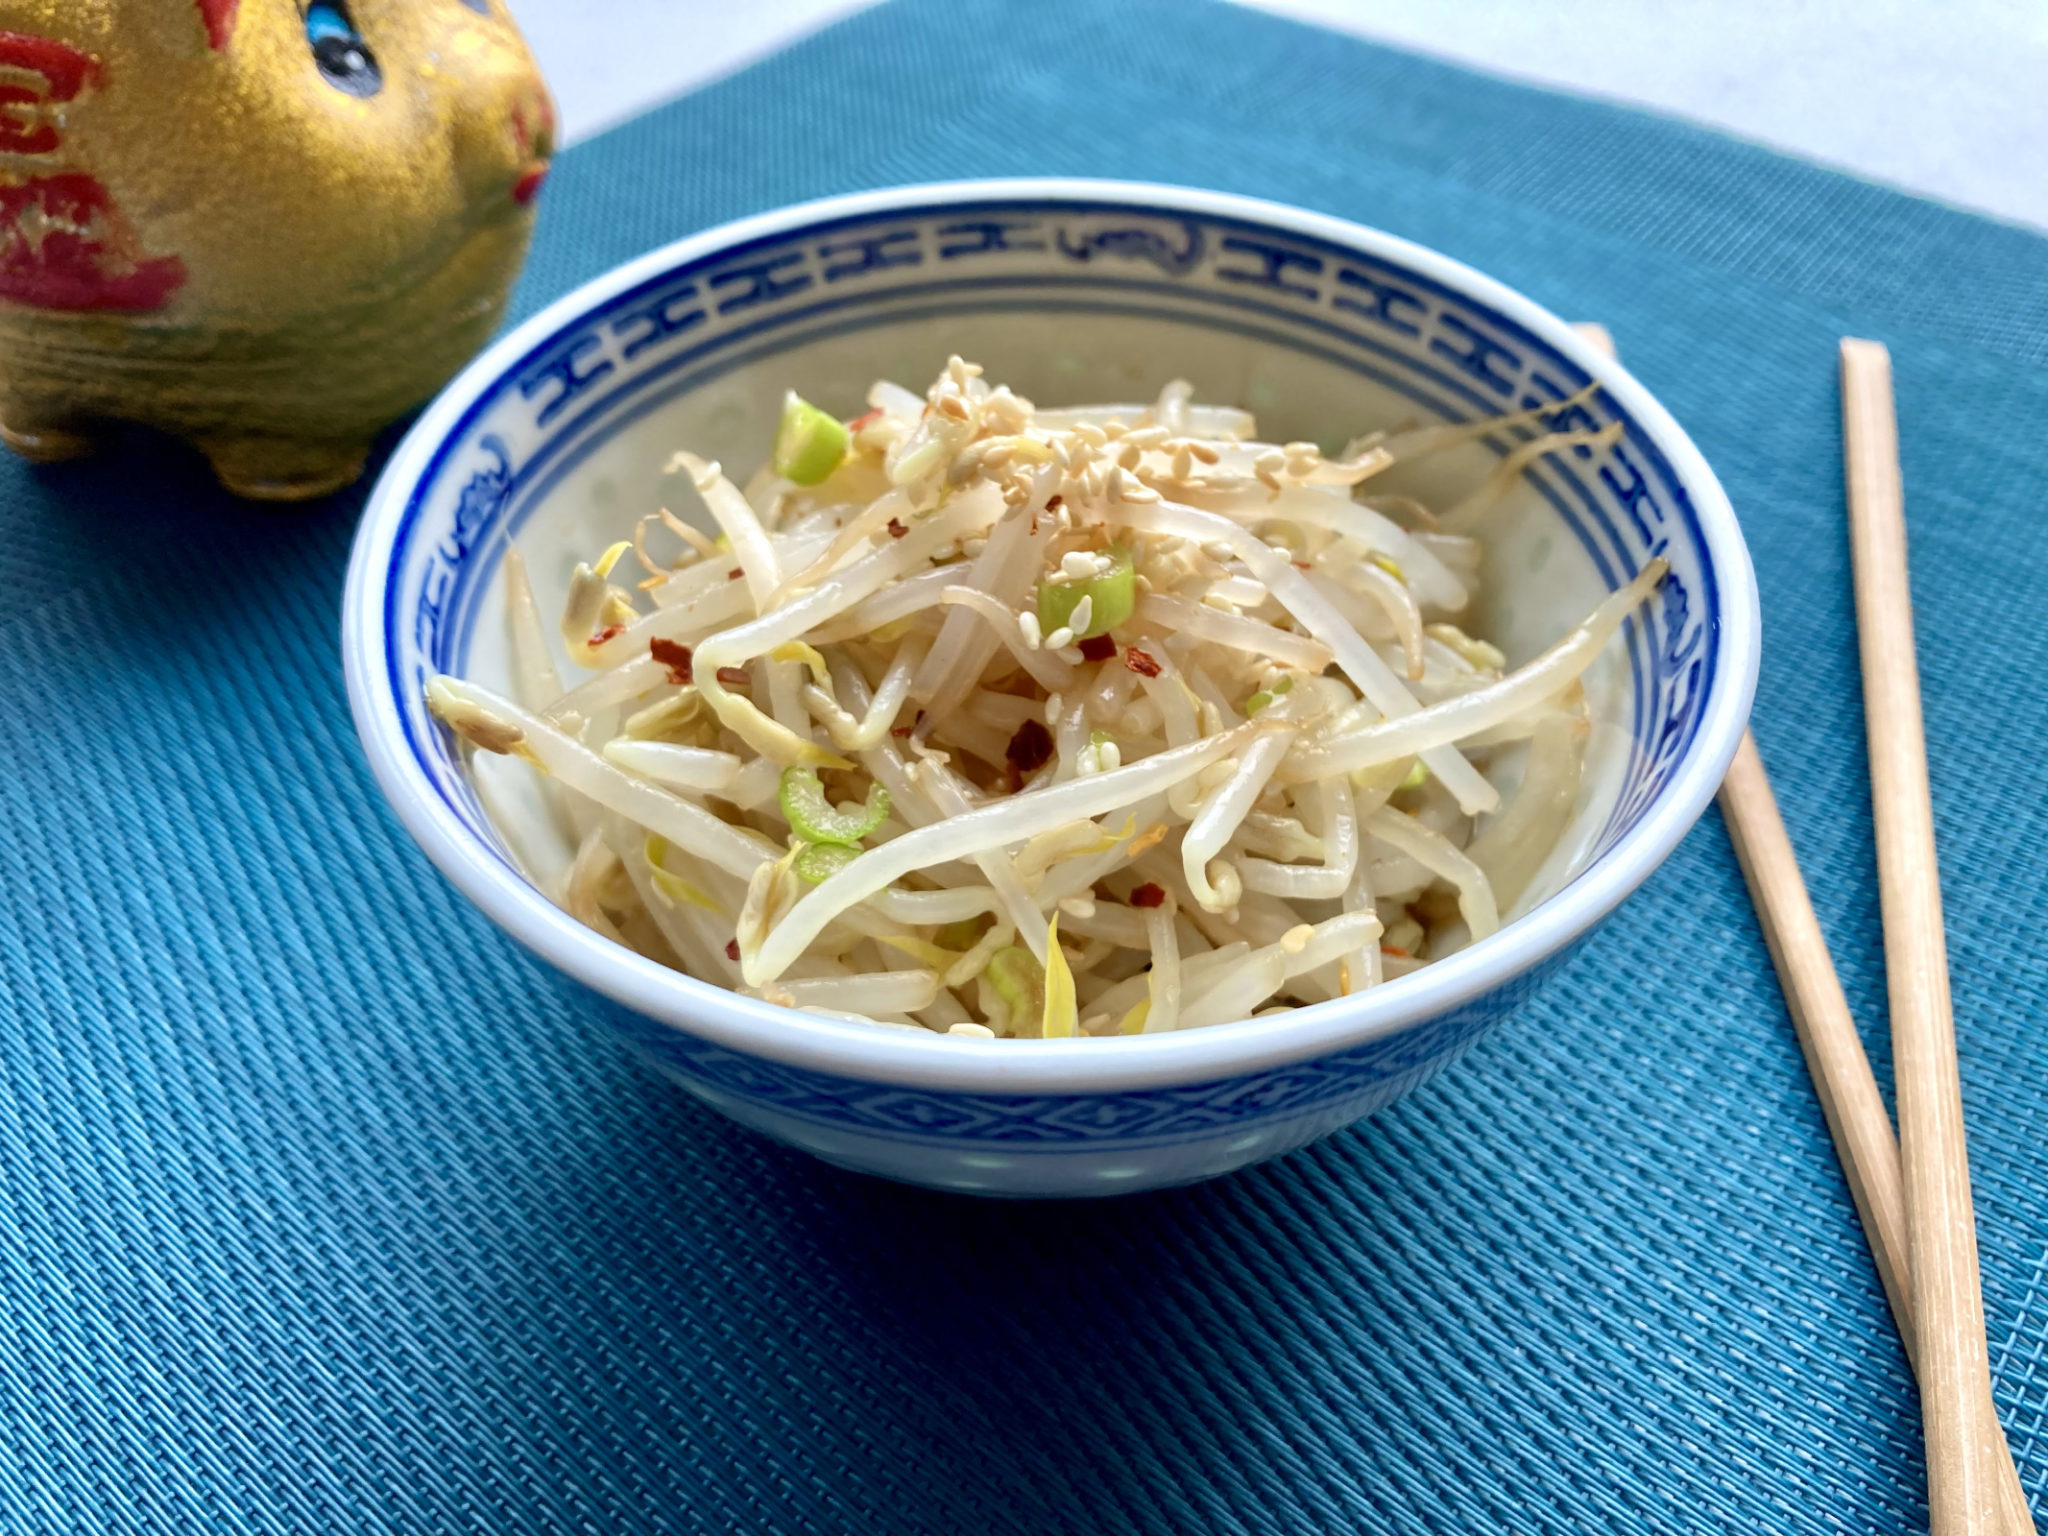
[343,176,1759,1096]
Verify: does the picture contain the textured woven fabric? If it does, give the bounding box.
[2,1,2044,1529]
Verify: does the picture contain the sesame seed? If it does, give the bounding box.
[1043,626,1074,652]
[1059,895,1097,920]
[1061,551,1101,579]
[948,1022,996,1038]
[1018,611,1043,649]
[1280,924,1314,955]
[1067,595,1094,635]
[1116,442,1143,471]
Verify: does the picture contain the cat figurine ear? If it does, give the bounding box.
[0,0,553,499]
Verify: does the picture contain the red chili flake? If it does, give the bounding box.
[589,623,627,647]
[886,517,908,539]
[716,666,750,687]
[1381,945,1410,959]
[1123,646,1162,678]
[725,939,741,962]
[727,568,743,581]
[1129,883,1166,909]
[1077,634,1117,662]
[890,709,924,740]
[848,407,884,433]
[1294,561,1313,571]
[649,638,693,685]
[1045,494,1064,512]
[1005,718,1054,775]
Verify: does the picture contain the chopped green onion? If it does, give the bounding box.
[1245,675,1293,716]
[1038,544,1135,639]
[793,841,860,885]
[985,946,1043,1034]
[773,392,850,486]
[778,767,889,846]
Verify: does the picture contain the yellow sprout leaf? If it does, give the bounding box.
[1126,822,1170,859]
[1042,916,1077,1040]
[1117,998,1151,1035]
[593,540,634,578]
[645,837,724,914]
[877,934,961,970]
[699,676,854,770]
[769,641,835,691]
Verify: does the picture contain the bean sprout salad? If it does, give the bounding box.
[429,358,1661,1039]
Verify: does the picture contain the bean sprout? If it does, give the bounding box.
[430,361,1658,1035]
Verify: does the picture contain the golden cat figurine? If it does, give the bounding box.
[0,0,552,498]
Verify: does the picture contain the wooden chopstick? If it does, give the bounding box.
[1572,324,2033,1533]
[1720,736,2035,1536]
[1718,735,1914,1345]
[1842,337,2013,1535]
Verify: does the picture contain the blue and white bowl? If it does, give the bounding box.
[343,180,1759,1197]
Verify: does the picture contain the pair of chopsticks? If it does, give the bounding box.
[1577,327,2034,1534]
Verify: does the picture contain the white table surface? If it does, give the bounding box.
[506,0,2048,234]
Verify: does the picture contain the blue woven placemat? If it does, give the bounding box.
[3,2,2044,1530]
